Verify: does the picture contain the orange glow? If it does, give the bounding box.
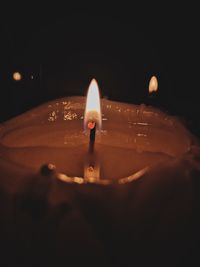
[149,76,158,93]
[13,72,22,81]
[84,79,102,130]
[88,121,96,130]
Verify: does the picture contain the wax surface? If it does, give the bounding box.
[0,96,194,180]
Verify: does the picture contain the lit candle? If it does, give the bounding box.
[0,78,197,188]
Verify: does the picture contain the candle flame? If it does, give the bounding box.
[13,71,22,81]
[149,76,158,93]
[84,79,102,130]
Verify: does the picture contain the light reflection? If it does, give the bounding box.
[55,167,149,185]
[56,172,111,185]
[118,166,149,184]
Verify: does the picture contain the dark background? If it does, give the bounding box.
[0,4,199,136]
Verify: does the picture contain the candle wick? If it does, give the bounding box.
[89,122,96,153]
[84,121,100,181]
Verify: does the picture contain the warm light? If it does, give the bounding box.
[149,76,158,93]
[13,72,22,81]
[84,79,102,130]
[87,121,96,130]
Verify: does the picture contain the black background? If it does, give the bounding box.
[0,3,199,136]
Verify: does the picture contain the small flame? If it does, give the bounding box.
[149,76,158,93]
[13,71,22,81]
[84,79,102,130]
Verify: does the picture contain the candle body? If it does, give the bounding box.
[0,96,194,181]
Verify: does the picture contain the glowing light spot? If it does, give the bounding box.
[88,121,96,130]
[13,72,22,81]
[149,76,158,93]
